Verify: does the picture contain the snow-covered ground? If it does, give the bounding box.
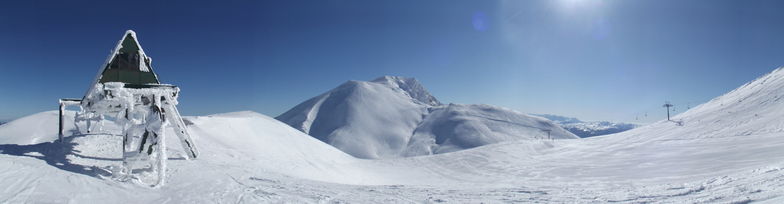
[2,68,784,203]
[277,76,577,159]
[533,114,639,138]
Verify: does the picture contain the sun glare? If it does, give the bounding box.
[556,0,601,13]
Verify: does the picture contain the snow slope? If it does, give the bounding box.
[533,114,639,138]
[277,76,577,159]
[404,104,575,156]
[0,111,75,145]
[3,68,784,202]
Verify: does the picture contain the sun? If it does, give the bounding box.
[556,0,602,13]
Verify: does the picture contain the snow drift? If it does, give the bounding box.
[276,76,577,159]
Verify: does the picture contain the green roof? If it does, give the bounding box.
[98,33,160,84]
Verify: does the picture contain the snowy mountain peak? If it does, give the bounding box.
[277,76,577,159]
[371,76,441,106]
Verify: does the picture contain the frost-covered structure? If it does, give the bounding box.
[58,30,198,188]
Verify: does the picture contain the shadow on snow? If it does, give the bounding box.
[0,130,114,178]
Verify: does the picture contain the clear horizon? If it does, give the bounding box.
[1,0,783,123]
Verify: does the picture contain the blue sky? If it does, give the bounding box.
[1,0,783,123]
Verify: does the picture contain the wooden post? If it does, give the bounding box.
[548,130,551,140]
[58,101,64,143]
[542,129,552,140]
[58,98,82,143]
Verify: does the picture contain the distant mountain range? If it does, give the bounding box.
[531,114,639,138]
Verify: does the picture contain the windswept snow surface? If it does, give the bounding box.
[277,76,577,159]
[533,114,640,138]
[3,68,784,202]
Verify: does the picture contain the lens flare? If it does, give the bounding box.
[472,11,488,32]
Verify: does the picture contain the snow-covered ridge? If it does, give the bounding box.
[630,66,784,140]
[532,114,639,138]
[404,104,575,156]
[277,76,577,159]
